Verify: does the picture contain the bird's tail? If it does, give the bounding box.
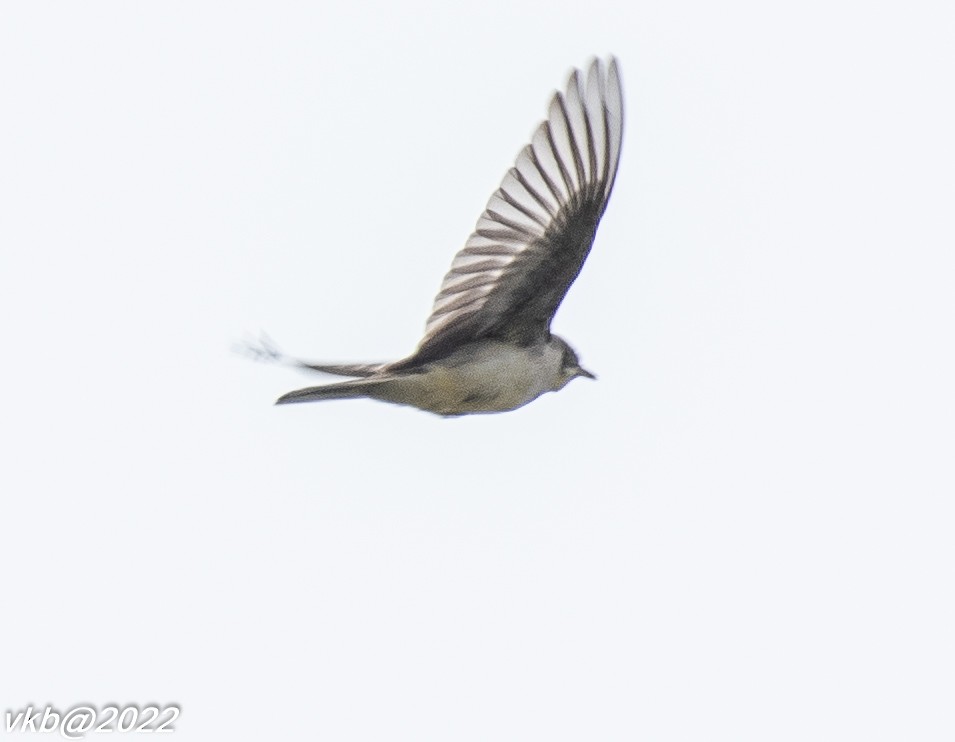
[275,377,387,405]
[236,333,385,378]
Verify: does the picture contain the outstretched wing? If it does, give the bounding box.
[409,57,623,364]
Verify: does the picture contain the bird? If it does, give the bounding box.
[245,57,624,417]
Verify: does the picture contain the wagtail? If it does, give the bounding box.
[246,57,623,416]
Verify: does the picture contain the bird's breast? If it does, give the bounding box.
[384,340,564,415]
[426,340,560,415]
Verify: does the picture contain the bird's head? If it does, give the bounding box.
[553,336,597,388]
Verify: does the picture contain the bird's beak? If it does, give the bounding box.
[577,367,597,380]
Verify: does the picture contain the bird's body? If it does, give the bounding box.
[245,57,624,416]
[276,337,585,416]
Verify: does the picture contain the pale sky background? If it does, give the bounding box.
[2,1,953,740]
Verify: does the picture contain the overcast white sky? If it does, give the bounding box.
[2,1,953,740]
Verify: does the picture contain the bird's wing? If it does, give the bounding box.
[408,57,623,364]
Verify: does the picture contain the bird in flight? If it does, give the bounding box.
[246,57,623,416]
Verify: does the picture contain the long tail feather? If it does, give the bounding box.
[236,333,385,378]
[275,378,385,405]
[295,362,385,378]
